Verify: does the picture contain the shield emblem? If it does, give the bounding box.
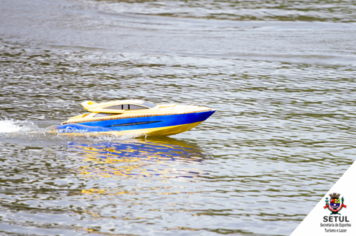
[330,198,340,210]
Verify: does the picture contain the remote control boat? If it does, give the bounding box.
[55,100,215,136]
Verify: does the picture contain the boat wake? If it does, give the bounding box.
[0,118,40,133]
[0,118,143,144]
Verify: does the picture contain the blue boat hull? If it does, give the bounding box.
[55,110,215,136]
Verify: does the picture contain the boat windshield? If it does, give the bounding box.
[94,113,118,117]
[141,101,156,108]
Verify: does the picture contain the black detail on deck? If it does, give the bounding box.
[106,121,161,127]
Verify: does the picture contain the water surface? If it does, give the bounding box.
[0,0,356,235]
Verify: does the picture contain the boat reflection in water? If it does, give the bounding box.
[67,137,211,181]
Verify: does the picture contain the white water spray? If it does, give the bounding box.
[0,118,38,133]
[0,118,141,143]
